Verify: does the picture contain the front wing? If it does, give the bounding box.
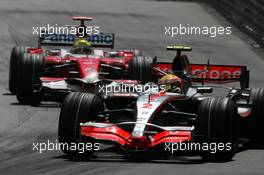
[80,122,192,151]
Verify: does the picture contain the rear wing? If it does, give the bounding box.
[38,32,115,48]
[153,63,250,89]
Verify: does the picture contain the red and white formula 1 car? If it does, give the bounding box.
[9,17,154,105]
[58,45,264,162]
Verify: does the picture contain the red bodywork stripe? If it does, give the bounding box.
[81,126,131,145]
[28,48,43,54]
[40,77,65,82]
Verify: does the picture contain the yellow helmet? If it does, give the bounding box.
[71,39,92,54]
[158,74,183,92]
[73,39,91,47]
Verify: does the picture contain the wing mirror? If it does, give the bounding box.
[197,87,213,93]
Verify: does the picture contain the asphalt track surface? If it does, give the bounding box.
[0,0,264,174]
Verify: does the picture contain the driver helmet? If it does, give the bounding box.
[71,39,92,54]
[158,74,183,93]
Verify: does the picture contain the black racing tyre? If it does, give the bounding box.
[9,46,29,94]
[58,92,104,156]
[195,97,239,162]
[128,56,155,84]
[130,49,142,56]
[241,88,264,146]
[16,53,45,105]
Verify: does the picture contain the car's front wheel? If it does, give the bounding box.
[58,92,103,157]
[195,97,239,162]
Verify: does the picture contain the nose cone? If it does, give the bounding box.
[124,136,151,150]
[84,72,99,83]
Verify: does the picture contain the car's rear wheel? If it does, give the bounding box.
[195,97,239,162]
[9,46,29,94]
[128,56,155,84]
[16,53,45,105]
[58,92,103,157]
[129,49,142,56]
[240,88,264,146]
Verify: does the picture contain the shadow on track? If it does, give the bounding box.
[2,93,13,96]
[53,146,208,164]
[9,102,61,108]
[54,154,206,165]
[53,142,264,164]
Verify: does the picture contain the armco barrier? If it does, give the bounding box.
[207,0,264,47]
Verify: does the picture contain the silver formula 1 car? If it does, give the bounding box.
[58,45,264,162]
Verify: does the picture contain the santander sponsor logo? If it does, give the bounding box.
[192,67,241,79]
[155,64,242,80]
